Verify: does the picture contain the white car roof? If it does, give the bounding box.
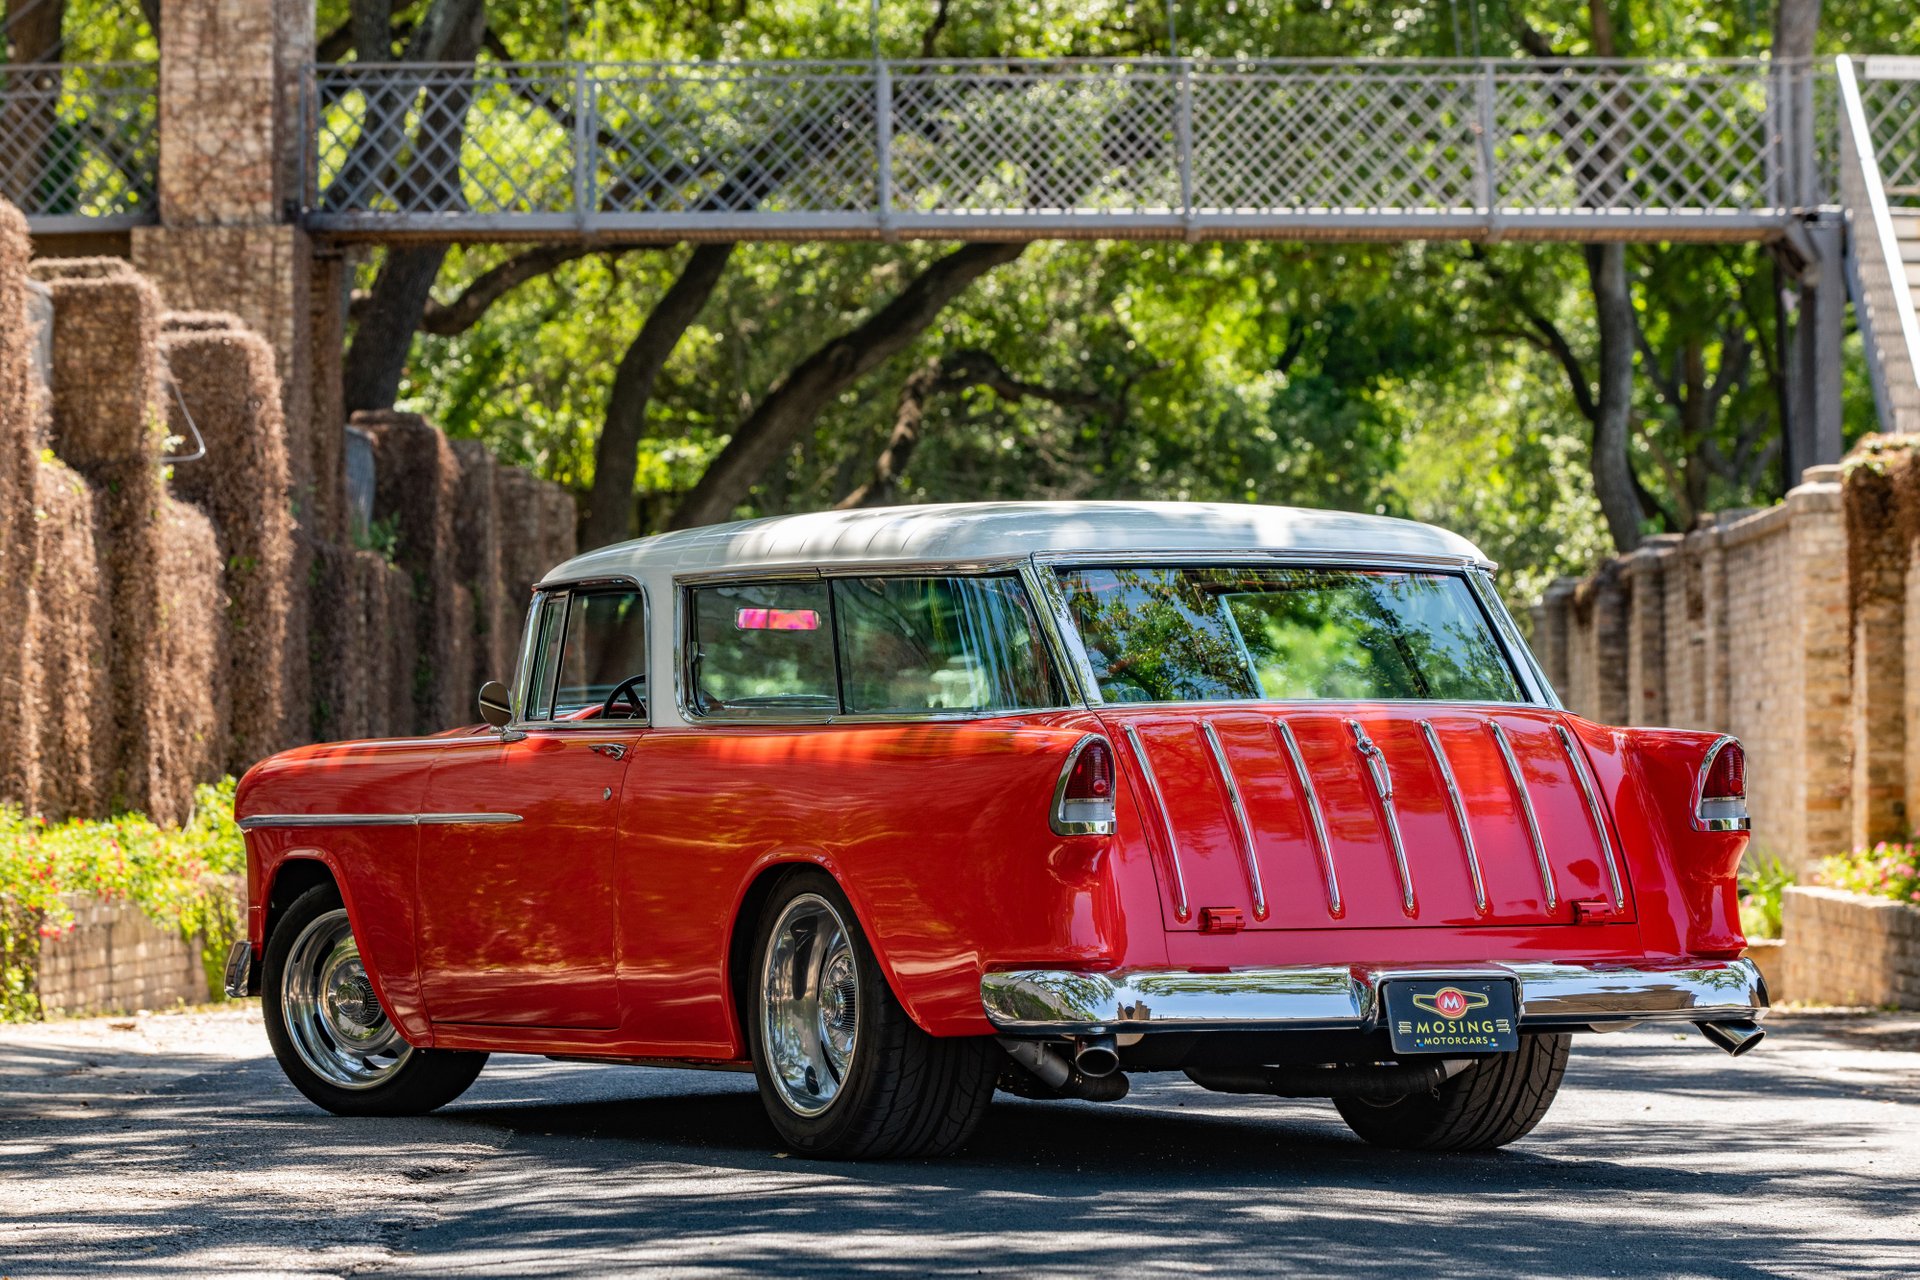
[542,502,1491,586]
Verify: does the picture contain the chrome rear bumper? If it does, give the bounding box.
[981,957,1767,1036]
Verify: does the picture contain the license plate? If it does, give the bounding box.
[1383,978,1519,1054]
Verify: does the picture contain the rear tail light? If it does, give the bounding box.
[1051,735,1117,836]
[1695,737,1750,832]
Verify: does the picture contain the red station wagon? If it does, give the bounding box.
[229,502,1765,1158]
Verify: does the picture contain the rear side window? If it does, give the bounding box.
[688,580,838,717]
[685,573,1060,720]
[834,575,1057,714]
[1055,565,1523,704]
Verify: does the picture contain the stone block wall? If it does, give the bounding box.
[0,196,578,822]
[1781,886,1920,1008]
[37,894,212,1017]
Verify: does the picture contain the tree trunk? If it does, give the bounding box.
[583,242,736,548]
[342,246,448,414]
[668,243,1026,531]
[838,359,942,510]
[1772,0,1822,60]
[337,0,487,414]
[1586,243,1643,551]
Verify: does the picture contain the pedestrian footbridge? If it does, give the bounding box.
[2,53,1915,432]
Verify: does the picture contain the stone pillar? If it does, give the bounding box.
[129,0,338,540]
[1694,524,1732,732]
[1843,451,1910,848]
[1790,465,1851,870]
[1624,536,1680,726]
[1532,578,1577,700]
[1569,564,1630,725]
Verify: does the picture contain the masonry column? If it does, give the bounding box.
[1791,464,1851,870]
[129,0,344,541]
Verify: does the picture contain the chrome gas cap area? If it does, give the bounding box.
[761,894,861,1117]
[282,908,413,1089]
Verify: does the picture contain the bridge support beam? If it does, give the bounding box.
[1783,216,1847,484]
[126,0,345,541]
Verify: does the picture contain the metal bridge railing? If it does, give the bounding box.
[0,61,157,229]
[302,57,1843,242]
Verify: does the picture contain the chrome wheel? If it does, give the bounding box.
[760,893,860,1117]
[281,908,412,1090]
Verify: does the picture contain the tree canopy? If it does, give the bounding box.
[260,3,1920,601]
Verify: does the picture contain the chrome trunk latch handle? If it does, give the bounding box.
[1348,722,1392,800]
[590,742,627,760]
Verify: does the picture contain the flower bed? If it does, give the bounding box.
[0,780,243,1020]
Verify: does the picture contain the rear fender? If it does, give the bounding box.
[1573,721,1749,958]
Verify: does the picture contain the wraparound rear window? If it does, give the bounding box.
[1054,565,1523,704]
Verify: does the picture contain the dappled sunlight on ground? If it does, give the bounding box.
[1,1008,1916,1276]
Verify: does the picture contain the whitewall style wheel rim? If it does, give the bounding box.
[281,908,412,1089]
[760,893,860,1118]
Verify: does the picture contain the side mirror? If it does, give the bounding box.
[477,680,513,729]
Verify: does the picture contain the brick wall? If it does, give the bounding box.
[1537,468,1848,872]
[1781,886,1920,1008]
[37,894,212,1018]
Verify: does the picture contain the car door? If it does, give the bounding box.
[416,586,651,1030]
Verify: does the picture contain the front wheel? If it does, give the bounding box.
[263,884,487,1117]
[1334,1033,1571,1151]
[746,870,997,1159]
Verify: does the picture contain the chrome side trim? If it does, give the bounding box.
[1274,718,1341,918]
[1121,724,1190,922]
[222,940,254,999]
[1200,721,1267,920]
[980,957,1768,1035]
[237,812,523,830]
[1489,720,1557,913]
[1419,719,1486,915]
[1348,720,1415,915]
[1556,723,1625,909]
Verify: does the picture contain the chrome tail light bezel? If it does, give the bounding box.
[1693,735,1751,832]
[1051,733,1118,836]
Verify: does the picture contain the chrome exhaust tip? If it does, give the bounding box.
[1073,1034,1120,1078]
[1696,1019,1765,1056]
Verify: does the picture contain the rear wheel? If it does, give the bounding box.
[263,884,487,1117]
[1334,1034,1571,1151]
[746,870,997,1159]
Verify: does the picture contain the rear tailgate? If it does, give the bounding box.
[1100,703,1630,931]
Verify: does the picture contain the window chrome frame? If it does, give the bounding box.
[1037,552,1554,710]
[672,560,1083,726]
[511,576,652,730]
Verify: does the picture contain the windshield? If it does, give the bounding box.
[1054,565,1524,704]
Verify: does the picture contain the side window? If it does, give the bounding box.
[522,593,568,721]
[832,575,1059,714]
[688,580,837,718]
[551,590,649,718]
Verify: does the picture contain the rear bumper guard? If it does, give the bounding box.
[981,957,1767,1035]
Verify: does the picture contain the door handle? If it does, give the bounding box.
[589,743,627,760]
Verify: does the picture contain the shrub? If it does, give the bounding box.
[1737,854,1794,940]
[1817,842,1920,909]
[0,779,244,1021]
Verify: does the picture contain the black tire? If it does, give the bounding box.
[1333,1034,1571,1151]
[263,883,487,1118]
[745,869,998,1159]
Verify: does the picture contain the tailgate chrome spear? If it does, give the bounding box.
[1349,720,1416,916]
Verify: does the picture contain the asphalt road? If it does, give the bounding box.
[2,1007,1918,1278]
